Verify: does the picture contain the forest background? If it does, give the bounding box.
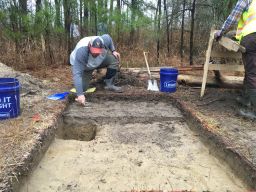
[0,0,238,71]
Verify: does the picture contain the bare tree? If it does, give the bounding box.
[180,0,186,63]
[130,0,137,44]
[83,0,89,35]
[19,0,27,13]
[164,0,169,54]
[36,0,42,13]
[108,0,114,34]
[55,0,62,28]
[116,0,121,41]
[19,0,27,33]
[189,0,196,65]
[63,0,72,61]
[157,0,161,64]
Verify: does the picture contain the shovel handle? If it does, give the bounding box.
[143,52,152,78]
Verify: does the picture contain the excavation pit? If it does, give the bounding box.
[56,120,97,141]
[19,99,249,191]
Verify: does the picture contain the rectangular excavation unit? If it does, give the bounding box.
[19,100,248,191]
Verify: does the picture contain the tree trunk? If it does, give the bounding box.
[79,0,83,36]
[63,0,72,64]
[189,0,196,65]
[130,0,136,44]
[108,0,114,34]
[89,0,97,34]
[35,0,42,13]
[169,0,176,52]
[157,0,161,64]
[10,1,19,53]
[98,0,103,24]
[83,0,89,35]
[116,0,121,42]
[94,1,98,35]
[164,0,170,54]
[104,0,108,22]
[44,1,55,65]
[55,0,61,28]
[19,0,27,13]
[18,0,27,34]
[180,0,186,63]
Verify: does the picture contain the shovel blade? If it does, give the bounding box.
[147,79,159,92]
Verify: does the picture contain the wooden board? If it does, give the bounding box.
[211,50,242,59]
[208,64,244,72]
[200,30,246,97]
[219,36,246,53]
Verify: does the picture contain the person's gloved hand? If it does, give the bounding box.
[75,95,86,106]
[214,30,222,41]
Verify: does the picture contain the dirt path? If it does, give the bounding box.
[20,101,247,192]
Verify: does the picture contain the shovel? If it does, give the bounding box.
[143,52,159,91]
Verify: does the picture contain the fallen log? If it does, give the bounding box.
[123,65,203,73]
[178,74,243,88]
[127,71,243,88]
[94,68,243,89]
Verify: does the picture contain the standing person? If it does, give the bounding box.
[215,0,256,119]
[70,34,122,106]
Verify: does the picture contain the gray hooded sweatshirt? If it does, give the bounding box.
[70,34,116,96]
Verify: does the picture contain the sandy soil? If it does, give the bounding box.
[20,101,246,191]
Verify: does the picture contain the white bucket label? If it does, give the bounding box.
[0,96,12,109]
[0,113,10,118]
[164,80,176,88]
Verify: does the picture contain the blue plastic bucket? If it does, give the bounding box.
[160,68,178,93]
[0,78,20,120]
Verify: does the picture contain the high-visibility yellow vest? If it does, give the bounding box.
[236,0,256,42]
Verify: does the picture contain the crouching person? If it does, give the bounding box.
[70,34,122,106]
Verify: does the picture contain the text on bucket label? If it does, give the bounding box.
[164,81,176,88]
[0,96,12,109]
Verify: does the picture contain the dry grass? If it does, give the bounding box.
[0,103,64,185]
[0,39,67,71]
[0,118,33,180]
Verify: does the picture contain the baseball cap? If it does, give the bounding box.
[89,37,104,54]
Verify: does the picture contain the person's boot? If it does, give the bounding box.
[104,77,123,93]
[236,88,251,107]
[239,89,256,120]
